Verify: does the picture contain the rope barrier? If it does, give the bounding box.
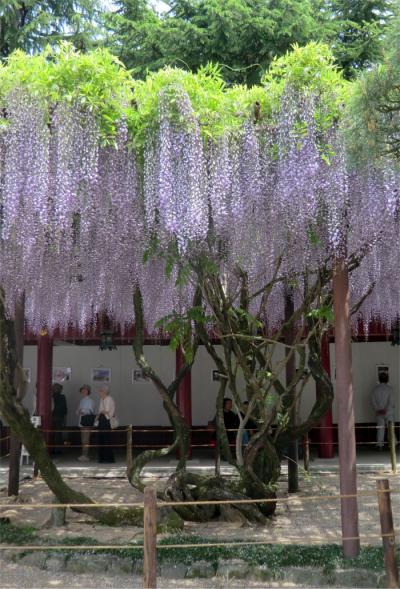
[47,444,128,448]
[0,488,397,510]
[27,440,395,447]
[5,424,392,434]
[40,429,130,434]
[0,532,396,552]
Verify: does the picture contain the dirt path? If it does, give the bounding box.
[0,561,299,588]
[1,470,398,546]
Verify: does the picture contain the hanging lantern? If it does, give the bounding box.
[99,331,117,351]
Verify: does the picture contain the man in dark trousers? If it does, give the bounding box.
[222,397,240,443]
[51,383,67,455]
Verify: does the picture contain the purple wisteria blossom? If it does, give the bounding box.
[0,84,399,334]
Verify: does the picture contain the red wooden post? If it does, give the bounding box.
[333,259,360,558]
[36,331,53,446]
[8,293,25,496]
[175,347,192,459]
[376,479,399,589]
[143,486,157,589]
[317,334,334,458]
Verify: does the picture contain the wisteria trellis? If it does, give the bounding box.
[0,64,399,335]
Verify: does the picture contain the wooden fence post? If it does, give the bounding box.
[389,423,397,475]
[303,434,310,472]
[376,479,399,589]
[127,425,133,472]
[143,486,157,589]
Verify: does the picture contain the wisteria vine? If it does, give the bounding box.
[0,72,399,335]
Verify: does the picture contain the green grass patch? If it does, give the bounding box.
[0,520,37,544]
[156,535,387,572]
[0,522,389,573]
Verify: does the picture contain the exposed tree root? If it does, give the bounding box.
[164,471,276,523]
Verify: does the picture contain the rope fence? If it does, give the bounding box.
[1,421,398,478]
[0,487,397,510]
[0,481,398,588]
[0,532,397,552]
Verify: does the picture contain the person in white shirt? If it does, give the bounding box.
[76,385,95,462]
[371,372,396,448]
[96,385,116,463]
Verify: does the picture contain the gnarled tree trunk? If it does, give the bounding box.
[0,292,143,526]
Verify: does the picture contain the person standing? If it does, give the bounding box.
[96,385,116,463]
[76,384,95,462]
[371,372,396,448]
[51,383,67,455]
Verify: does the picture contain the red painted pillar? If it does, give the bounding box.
[36,331,53,444]
[176,347,192,459]
[318,335,334,458]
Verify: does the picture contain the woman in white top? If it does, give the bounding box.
[76,385,95,462]
[96,385,116,463]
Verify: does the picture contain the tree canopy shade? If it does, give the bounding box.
[104,0,395,83]
[0,0,102,58]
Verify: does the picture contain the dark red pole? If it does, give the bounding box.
[175,347,192,459]
[333,259,360,558]
[36,331,53,445]
[317,334,334,459]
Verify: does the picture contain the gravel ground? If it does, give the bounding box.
[0,466,398,588]
[0,561,296,588]
[1,469,398,546]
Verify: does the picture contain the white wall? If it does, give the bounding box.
[16,341,400,427]
[21,345,38,417]
[330,342,400,422]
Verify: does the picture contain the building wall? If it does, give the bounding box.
[330,341,400,422]
[18,341,400,426]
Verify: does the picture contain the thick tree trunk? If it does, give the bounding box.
[284,290,299,493]
[128,287,192,491]
[333,259,360,558]
[8,293,25,496]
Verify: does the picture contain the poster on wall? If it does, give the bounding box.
[91,368,111,383]
[376,364,390,383]
[53,367,72,383]
[132,368,150,383]
[23,368,31,383]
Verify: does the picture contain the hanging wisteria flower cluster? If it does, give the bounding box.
[0,45,399,334]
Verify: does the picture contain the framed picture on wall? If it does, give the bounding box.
[53,367,72,383]
[23,368,31,383]
[376,364,390,383]
[91,368,111,383]
[132,368,150,383]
